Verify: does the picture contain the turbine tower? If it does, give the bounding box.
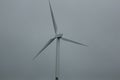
[33,0,88,80]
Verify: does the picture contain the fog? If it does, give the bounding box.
[0,0,120,80]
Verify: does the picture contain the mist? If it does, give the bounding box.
[0,0,120,80]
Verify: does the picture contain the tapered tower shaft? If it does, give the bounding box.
[55,38,60,80]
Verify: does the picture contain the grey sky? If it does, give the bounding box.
[0,0,120,80]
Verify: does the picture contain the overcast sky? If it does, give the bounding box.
[0,0,120,80]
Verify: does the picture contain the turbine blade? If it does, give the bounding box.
[61,37,88,47]
[48,0,58,34]
[33,37,56,60]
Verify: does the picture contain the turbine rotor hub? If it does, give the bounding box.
[55,34,63,38]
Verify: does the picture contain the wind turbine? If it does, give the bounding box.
[33,0,88,80]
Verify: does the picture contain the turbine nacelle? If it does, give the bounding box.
[55,34,63,38]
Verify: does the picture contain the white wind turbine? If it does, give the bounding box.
[33,0,88,80]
